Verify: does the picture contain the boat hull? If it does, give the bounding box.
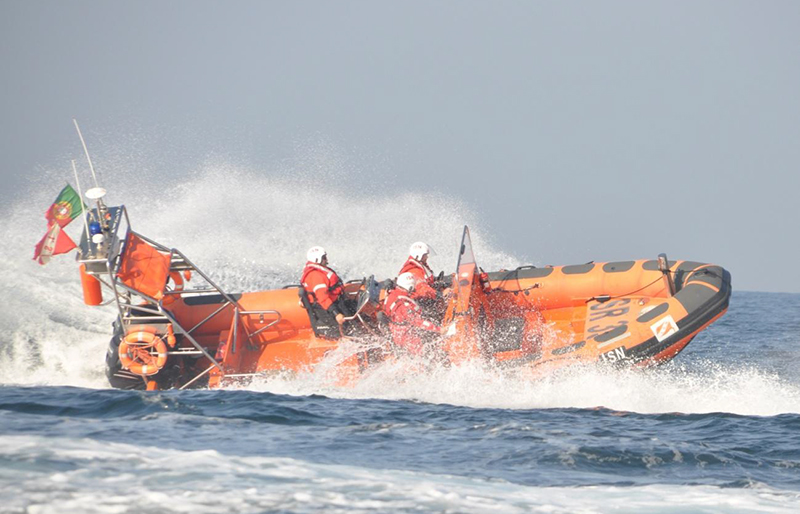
[107,258,731,389]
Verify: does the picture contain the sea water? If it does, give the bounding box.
[1,163,799,513]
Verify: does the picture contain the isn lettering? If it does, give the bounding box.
[600,346,627,363]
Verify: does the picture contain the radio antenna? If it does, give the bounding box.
[72,119,100,188]
[71,159,91,245]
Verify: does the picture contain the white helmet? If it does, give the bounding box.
[306,246,327,264]
[409,241,434,260]
[396,272,417,292]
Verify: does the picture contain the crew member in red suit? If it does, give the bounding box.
[398,241,449,321]
[399,241,438,300]
[301,246,348,339]
[384,272,446,357]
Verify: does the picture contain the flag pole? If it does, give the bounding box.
[72,119,100,188]
[71,160,91,247]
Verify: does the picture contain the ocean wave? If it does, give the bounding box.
[1,434,798,514]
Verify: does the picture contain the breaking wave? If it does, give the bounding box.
[3,434,798,514]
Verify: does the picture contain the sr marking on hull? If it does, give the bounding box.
[599,346,627,363]
[651,315,679,342]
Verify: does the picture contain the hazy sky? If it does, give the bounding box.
[2,1,799,292]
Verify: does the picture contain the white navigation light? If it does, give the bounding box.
[92,234,105,244]
[85,187,107,200]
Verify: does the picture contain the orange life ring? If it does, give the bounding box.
[168,271,185,291]
[164,271,191,305]
[119,328,169,376]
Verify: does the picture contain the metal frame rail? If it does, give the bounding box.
[79,205,283,389]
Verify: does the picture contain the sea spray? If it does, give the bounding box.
[246,354,800,416]
[2,159,799,420]
[0,159,515,387]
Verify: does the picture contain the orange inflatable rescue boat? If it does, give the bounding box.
[75,198,731,391]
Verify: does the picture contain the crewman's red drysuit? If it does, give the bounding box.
[398,257,437,300]
[301,262,344,311]
[384,286,441,355]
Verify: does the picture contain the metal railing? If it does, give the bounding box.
[78,205,287,389]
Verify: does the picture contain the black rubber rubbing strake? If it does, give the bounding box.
[551,340,586,355]
[637,303,669,323]
[626,268,731,363]
[183,293,243,306]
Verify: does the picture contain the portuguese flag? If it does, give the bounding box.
[45,184,85,228]
[33,183,84,265]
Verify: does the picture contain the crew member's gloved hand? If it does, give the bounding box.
[335,313,345,325]
[433,271,448,291]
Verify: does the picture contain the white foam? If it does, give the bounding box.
[128,161,517,291]
[2,434,798,514]
[0,160,514,388]
[245,356,800,416]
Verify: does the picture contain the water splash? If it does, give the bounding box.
[0,158,515,387]
[245,353,800,416]
[2,156,799,418]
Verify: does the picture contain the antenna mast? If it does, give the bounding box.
[72,118,100,188]
[71,160,91,246]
